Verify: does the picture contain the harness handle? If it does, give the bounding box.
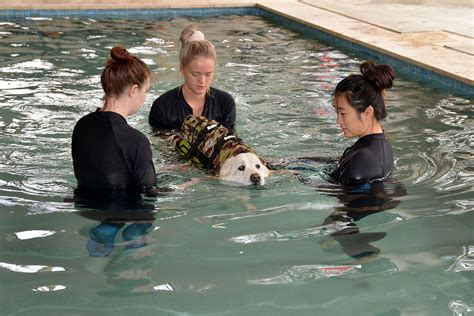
[206,135,237,170]
[182,123,218,161]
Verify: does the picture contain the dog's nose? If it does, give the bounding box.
[250,173,261,184]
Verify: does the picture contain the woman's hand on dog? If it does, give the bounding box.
[175,177,200,190]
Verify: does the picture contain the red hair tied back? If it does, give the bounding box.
[101,45,150,99]
[108,45,131,65]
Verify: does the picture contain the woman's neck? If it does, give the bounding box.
[181,85,206,116]
[101,98,128,119]
[361,119,383,137]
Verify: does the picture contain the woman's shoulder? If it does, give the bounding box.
[355,133,390,145]
[74,109,117,128]
[153,87,180,104]
[209,87,233,99]
[209,87,235,111]
[116,124,150,148]
[338,136,393,185]
[348,146,379,166]
[124,122,147,137]
[354,134,392,157]
[76,109,99,121]
[349,135,388,161]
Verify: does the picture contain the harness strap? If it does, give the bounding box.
[206,135,237,169]
[182,123,218,160]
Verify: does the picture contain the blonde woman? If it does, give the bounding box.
[149,24,236,133]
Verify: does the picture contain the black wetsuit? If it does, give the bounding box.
[330,133,393,186]
[149,86,236,133]
[72,109,157,198]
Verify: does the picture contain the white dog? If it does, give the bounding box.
[170,115,270,186]
[219,152,270,185]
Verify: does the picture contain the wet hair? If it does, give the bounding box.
[334,60,395,120]
[178,24,216,68]
[100,45,150,98]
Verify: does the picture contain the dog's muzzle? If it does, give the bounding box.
[250,173,261,185]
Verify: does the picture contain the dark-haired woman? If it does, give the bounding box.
[330,60,395,186]
[149,24,236,133]
[72,45,157,198]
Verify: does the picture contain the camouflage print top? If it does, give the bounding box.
[171,115,255,173]
[212,136,256,172]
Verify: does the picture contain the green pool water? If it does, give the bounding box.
[0,14,473,316]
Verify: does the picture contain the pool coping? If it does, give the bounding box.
[0,5,472,98]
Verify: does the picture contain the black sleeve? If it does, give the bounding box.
[119,128,157,193]
[332,150,382,186]
[149,97,168,130]
[131,138,157,192]
[221,92,236,133]
[149,88,180,130]
[149,88,188,131]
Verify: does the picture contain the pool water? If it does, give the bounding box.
[0,14,473,316]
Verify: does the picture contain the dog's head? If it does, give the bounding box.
[218,152,270,186]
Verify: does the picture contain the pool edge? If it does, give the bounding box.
[0,5,472,99]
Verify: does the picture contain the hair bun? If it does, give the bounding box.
[188,30,205,43]
[180,24,201,45]
[360,60,395,91]
[109,45,131,64]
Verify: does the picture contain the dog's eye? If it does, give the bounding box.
[256,164,260,169]
[238,165,245,171]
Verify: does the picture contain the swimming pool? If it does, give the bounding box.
[0,13,473,316]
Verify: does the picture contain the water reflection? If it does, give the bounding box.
[73,191,161,295]
[248,263,362,284]
[298,163,407,259]
[73,190,157,257]
[323,181,406,258]
[446,245,474,273]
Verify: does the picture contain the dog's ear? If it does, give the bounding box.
[218,158,233,178]
[259,158,270,177]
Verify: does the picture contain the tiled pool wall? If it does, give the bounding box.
[0,7,259,19]
[1,6,472,98]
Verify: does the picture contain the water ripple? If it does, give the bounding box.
[14,230,56,240]
[195,202,331,223]
[229,222,352,244]
[0,59,54,73]
[446,246,474,273]
[247,264,363,284]
[32,285,68,292]
[449,300,474,316]
[0,262,66,273]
